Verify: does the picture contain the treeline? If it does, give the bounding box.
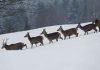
[0,0,100,34]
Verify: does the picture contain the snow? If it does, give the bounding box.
[0,22,100,70]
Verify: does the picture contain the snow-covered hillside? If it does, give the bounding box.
[0,22,100,70]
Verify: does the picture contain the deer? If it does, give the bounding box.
[76,23,97,35]
[91,13,100,32]
[1,39,27,50]
[24,32,44,48]
[41,29,63,44]
[57,26,78,39]
[93,18,100,32]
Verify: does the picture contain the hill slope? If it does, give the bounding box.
[0,22,100,70]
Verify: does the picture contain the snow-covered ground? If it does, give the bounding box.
[0,22,100,70]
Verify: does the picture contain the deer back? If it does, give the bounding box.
[3,42,26,50]
[41,29,60,40]
[30,36,43,44]
[64,28,77,36]
[58,26,77,36]
[82,24,96,31]
[47,32,60,39]
[77,23,96,31]
[67,28,77,35]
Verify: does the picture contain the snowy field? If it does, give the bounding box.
[0,22,100,70]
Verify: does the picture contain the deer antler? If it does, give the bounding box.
[92,12,97,19]
[91,13,98,24]
[4,38,9,44]
[2,38,8,45]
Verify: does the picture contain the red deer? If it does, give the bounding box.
[77,23,97,35]
[57,26,78,39]
[41,29,63,43]
[94,18,100,32]
[24,32,44,48]
[91,13,100,32]
[1,39,27,50]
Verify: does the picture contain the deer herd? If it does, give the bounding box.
[1,18,100,50]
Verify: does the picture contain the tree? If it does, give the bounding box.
[69,0,79,23]
[3,17,15,33]
[24,17,30,30]
[35,1,47,28]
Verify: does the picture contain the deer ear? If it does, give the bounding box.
[78,22,80,25]
[27,32,29,34]
[43,29,46,31]
[60,26,62,28]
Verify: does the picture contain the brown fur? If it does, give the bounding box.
[77,23,97,35]
[1,41,27,50]
[41,29,63,43]
[94,18,100,32]
[24,32,44,48]
[57,26,78,39]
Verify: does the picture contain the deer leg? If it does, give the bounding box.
[76,33,78,37]
[41,42,43,46]
[84,32,86,35]
[40,42,43,46]
[25,44,27,49]
[40,43,41,46]
[69,36,70,39]
[94,28,97,33]
[35,44,37,47]
[56,39,58,42]
[31,44,33,48]
[41,41,43,45]
[49,40,52,44]
[87,32,88,35]
[75,33,78,37]
[20,48,22,50]
[64,36,66,40]
[51,40,53,43]
[59,36,63,40]
[42,42,44,45]
[99,26,100,32]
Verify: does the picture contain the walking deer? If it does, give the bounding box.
[24,32,44,48]
[41,29,63,43]
[1,39,27,50]
[77,23,97,35]
[57,26,78,39]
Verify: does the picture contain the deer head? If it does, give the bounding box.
[76,22,81,29]
[57,26,63,31]
[24,32,30,38]
[41,29,46,35]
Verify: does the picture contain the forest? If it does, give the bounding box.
[0,0,100,34]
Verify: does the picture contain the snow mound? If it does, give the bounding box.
[0,22,100,70]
